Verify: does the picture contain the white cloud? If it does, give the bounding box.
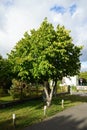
[0,0,87,71]
[81,62,87,72]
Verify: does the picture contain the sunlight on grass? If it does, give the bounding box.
[0,94,87,130]
[0,96,13,103]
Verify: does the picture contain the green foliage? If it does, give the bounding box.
[79,71,87,79]
[8,18,82,84]
[0,55,12,89]
[72,86,77,92]
[8,79,29,100]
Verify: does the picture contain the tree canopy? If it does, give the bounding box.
[8,18,82,84]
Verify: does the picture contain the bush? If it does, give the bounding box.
[72,86,77,92]
[8,79,30,100]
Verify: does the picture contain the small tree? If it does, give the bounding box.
[8,18,82,106]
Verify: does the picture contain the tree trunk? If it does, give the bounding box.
[44,81,54,107]
[53,79,57,97]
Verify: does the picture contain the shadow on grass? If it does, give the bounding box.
[1,94,87,130]
[1,94,87,115]
[0,113,44,130]
[1,93,87,110]
[0,98,43,111]
[52,94,87,106]
[0,118,14,130]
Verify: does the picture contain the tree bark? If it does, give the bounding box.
[53,79,57,97]
[44,81,54,107]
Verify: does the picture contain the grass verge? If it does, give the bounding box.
[0,94,87,130]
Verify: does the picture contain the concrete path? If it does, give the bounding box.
[24,103,87,130]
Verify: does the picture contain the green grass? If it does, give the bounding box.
[0,94,87,130]
[0,96,14,103]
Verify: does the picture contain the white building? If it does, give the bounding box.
[60,75,87,91]
[61,75,78,86]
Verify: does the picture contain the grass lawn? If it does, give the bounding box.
[0,94,87,130]
[0,96,14,103]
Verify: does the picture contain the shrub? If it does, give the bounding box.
[8,79,29,100]
[72,86,77,92]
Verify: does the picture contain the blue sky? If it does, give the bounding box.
[2,0,14,6]
[50,5,66,14]
[50,3,77,16]
[69,4,77,15]
[0,0,87,71]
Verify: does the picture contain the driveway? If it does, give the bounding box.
[24,103,87,130]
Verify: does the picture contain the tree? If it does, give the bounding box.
[0,55,12,90]
[8,18,82,106]
[78,72,87,85]
[79,71,87,79]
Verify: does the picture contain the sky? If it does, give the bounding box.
[0,0,87,71]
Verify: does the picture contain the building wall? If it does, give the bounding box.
[62,75,78,86]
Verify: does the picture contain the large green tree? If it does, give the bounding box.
[8,18,82,106]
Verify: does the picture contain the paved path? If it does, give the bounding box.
[24,103,87,130]
[73,92,87,97]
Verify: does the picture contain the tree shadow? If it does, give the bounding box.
[0,113,44,130]
[1,94,87,130]
[52,94,87,106]
[24,113,87,130]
